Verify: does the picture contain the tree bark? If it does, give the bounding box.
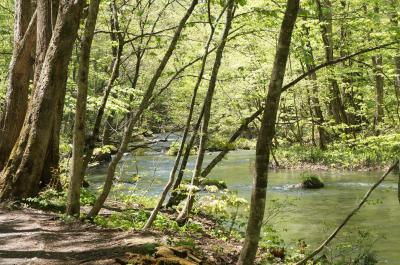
[0,0,84,201]
[33,0,53,90]
[40,89,65,190]
[87,0,199,219]
[34,0,63,190]
[237,0,299,264]
[67,0,101,216]
[176,0,235,224]
[300,20,327,149]
[0,0,35,169]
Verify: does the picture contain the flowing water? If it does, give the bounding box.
[88,149,400,264]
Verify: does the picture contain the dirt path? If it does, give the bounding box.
[0,207,157,265]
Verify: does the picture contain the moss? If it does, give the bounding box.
[92,145,117,163]
[301,174,324,189]
[167,141,180,156]
[200,178,227,190]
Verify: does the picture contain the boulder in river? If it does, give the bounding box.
[200,178,227,190]
[288,174,324,189]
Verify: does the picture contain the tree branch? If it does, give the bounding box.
[282,42,397,92]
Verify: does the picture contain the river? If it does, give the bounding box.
[88,149,400,264]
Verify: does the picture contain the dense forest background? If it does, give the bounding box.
[0,0,399,264]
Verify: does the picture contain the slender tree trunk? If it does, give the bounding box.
[0,0,84,201]
[315,0,348,125]
[80,1,124,183]
[0,0,35,169]
[87,0,199,219]
[176,0,235,224]
[67,0,101,216]
[165,107,204,208]
[143,7,219,228]
[395,56,400,119]
[390,0,400,121]
[237,0,299,263]
[300,21,328,149]
[372,55,384,132]
[308,70,328,150]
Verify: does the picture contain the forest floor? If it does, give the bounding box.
[0,206,242,265]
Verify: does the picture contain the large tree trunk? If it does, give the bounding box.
[87,0,199,219]
[33,0,53,89]
[237,0,299,264]
[372,55,384,132]
[35,0,63,190]
[67,0,101,216]
[0,0,35,169]
[0,0,84,201]
[40,90,65,190]
[176,0,235,224]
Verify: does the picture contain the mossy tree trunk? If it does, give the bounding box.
[35,0,63,190]
[0,0,84,201]
[0,0,35,169]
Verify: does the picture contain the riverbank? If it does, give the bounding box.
[247,133,399,171]
[272,139,398,171]
[157,133,400,172]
